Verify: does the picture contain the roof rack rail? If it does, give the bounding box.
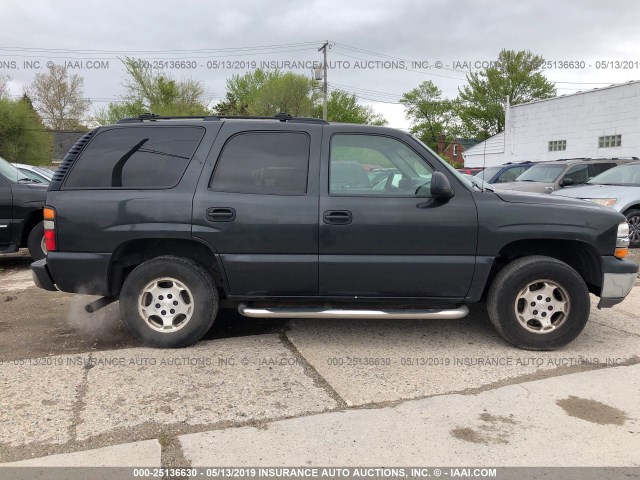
[553,157,589,161]
[116,112,329,125]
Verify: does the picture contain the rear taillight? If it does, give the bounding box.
[43,207,57,252]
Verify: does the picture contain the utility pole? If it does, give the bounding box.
[319,41,329,120]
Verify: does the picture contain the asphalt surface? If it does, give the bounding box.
[0,248,639,467]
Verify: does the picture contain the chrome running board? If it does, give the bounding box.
[237,304,469,320]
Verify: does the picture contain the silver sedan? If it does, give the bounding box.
[552,161,640,247]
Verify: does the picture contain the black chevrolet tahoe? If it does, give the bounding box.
[0,156,47,260]
[31,114,638,350]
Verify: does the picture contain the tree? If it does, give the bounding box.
[400,80,465,152]
[250,72,319,116]
[215,70,321,117]
[27,65,90,130]
[316,90,387,125]
[458,49,556,138]
[214,69,280,115]
[0,96,52,165]
[95,57,209,125]
[0,74,10,99]
[94,99,146,126]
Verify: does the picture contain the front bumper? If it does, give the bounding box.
[598,256,638,308]
[31,258,57,292]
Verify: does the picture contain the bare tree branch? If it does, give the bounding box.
[27,65,90,129]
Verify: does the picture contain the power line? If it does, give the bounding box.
[333,42,631,86]
[326,81,399,97]
[333,42,468,75]
[0,47,319,60]
[0,41,323,55]
[330,51,469,81]
[327,86,402,105]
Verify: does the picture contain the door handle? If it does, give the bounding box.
[206,207,236,222]
[323,210,352,225]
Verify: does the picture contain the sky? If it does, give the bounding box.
[1,0,640,129]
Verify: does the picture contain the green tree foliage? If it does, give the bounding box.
[215,70,386,123]
[95,57,209,125]
[400,80,464,152]
[458,49,556,138]
[249,72,319,116]
[317,90,387,125]
[0,95,52,165]
[214,69,280,115]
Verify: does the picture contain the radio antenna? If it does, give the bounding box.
[482,132,487,192]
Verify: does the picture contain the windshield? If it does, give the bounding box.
[516,164,565,183]
[409,134,495,192]
[409,135,465,180]
[587,164,640,186]
[475,166,502,181]
[32,166,55,178]
[17,167,50,184]
[0,155,24,183]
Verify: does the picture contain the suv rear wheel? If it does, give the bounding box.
[487,255,590,350]
[120,256,218,348]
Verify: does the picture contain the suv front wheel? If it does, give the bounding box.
[120,256,218,348]
[27,221,46,261]
[487,255,590,350]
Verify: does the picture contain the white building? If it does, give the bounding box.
[463,80,640,167]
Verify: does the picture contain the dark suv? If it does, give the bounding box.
[474,161,534,184]
[32,114,637,350]
[0,155,47,260]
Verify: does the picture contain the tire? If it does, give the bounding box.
[27,221,46,261]
[487,255,590,350]
[119,256,218,348]
[624,209,640,248]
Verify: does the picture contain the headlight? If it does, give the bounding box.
[585,198,617,207]
[615,222,630,258]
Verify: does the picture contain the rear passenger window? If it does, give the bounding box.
[64,126,204,189]
[210,132,310,195]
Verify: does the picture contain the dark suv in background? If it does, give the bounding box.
[31,114,637,351]
[498,158,636,193]
[474,161,535,184]
[0,156,47,260]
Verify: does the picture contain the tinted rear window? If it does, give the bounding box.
[64,126,204,189]
[209,132,310,195]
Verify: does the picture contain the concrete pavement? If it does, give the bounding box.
[179,364,640,467]
[0,253,638,467]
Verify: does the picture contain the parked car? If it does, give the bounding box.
[456,167,484,175]
[498,158,635,194]
[32,113,636,351]
[474,161,535,184]
[552,161,640,247]
[0,156,48,260]
[462,174,494,191]
[12,163,54,185]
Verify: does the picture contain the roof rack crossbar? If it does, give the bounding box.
[116,112,329,125]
